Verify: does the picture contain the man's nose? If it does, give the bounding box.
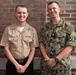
[20,13,23,16]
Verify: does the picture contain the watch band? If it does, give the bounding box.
[54,57,60,63]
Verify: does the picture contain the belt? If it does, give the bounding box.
[16,57,28,63]
[17,59,24,63]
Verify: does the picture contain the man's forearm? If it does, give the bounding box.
[56,46,73,60]
[4,47,19,67]
[24,48,35,67]
[40,43,50,60]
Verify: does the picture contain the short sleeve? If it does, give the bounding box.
[0,27,10,48]
[30,28,39,48]
[39,27,46,43]
[65,24,75,48]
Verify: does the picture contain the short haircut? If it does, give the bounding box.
[48,1,60,7]
[15,5,27,12]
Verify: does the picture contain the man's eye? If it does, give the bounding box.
[49,8,52,10]
[23,12,26,14]
[53,7,56,9]
[17,12,26,14]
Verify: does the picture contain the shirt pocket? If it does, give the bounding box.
[23,35,33,43]
[56,31,66,47]
[57,31,66,37]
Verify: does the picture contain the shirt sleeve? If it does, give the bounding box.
[65,24,75,48]
[30,28,39,48]
[0,27,10,48]
[39,26,46,43]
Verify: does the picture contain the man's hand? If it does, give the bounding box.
[15,64,28,74]
[45,58,56,68]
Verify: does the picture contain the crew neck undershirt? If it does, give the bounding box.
[18,26,24,32]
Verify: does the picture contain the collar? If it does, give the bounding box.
[50,19,63,27]
[9,22,31,31]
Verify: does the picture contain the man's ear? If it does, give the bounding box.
[59,7,61,13]
[27,12,29,17]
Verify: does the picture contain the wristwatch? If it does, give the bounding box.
[54,57,60,63]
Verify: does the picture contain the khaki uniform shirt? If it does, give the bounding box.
[0,23,39,59]
[39,19,75,73]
